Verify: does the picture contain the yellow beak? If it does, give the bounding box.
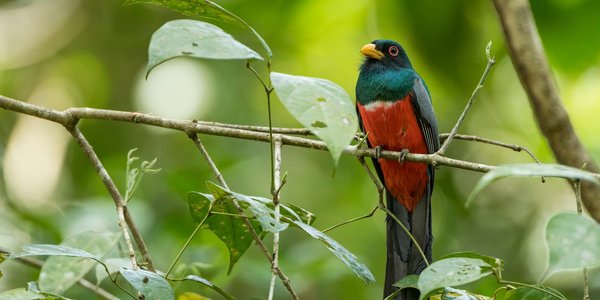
[360,43,384,60]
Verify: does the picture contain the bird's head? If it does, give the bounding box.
[360,39,413,70]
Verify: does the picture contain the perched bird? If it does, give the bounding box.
[355,40,439,300]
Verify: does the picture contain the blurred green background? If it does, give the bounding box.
[1,0,599,299]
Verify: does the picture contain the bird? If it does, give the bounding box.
[355,40,439,300]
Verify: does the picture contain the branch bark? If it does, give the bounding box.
[2,94,600,180]
[492,0,600,221]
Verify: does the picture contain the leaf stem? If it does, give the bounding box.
[165,201,214,278]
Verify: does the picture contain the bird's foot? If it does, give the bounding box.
[398,149,409,166]
[374,145,383,160]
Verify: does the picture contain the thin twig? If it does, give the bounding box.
[0,249,119,300]
[437,41,496,155]
[123,207,154,271]
[575,180,583,215]
[188,133,299,300]
[439,133,541,163]
[583,266,590,300]
[268,136,283,300]
[196,120,312,135]
[66,125,139,270]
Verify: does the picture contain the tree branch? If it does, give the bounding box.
[2,95,600,180]
[492,0,600,222]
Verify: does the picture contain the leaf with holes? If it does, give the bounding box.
[543,212,600,280]
[271,72,358,166]
[467,163,600,206]
[146,19,262,76]
[291,220,375,284]
[418,257,494,300]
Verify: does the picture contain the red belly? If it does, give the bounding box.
[357,96,429,212]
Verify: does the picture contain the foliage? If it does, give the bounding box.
[1,0,599,299]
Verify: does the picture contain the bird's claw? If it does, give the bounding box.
[374,145,383,160]
[398,149,409,163]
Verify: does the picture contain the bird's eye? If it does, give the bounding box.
[388,46,399,57]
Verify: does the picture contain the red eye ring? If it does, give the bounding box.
[388,46,399,57]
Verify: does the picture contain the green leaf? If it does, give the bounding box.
[438,252,503,272]
[467,163,600,206]
[271,72,358,166]
[277,202,317,225]
[207,182,288,233]
[9,245,98,260]
[123,0,246,27]
[418,257,494,300]
[39,231,121,294]
[290,219,375,284]
[183,275,235,300]
[95,258,132,285]
[504,286,565,300]
[147,19,262,76]
[26,282,71,300]
[441,287,484,300]
[543,212,600,279]
[124,0,272,58]
[0,288,53,300]
[393,274,419,290]
[187,192,213,223]
[121,268,174,300]
[188,189,263,274]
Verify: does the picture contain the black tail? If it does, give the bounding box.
[383,171,433,300]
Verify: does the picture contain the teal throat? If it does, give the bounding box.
[356,67,417,104]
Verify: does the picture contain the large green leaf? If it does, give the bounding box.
[543,212,600,279]
[504,286,565,300]
[123,0,245,27]
[291,220,375,284]
[9,244,98,260]
[467,163,600,206]
[38,231,120,294]
[121,268,174,300]
[392,274,419,290]
[147,19,262,76]
[188,190,263,274]
[418,257,494,300]
[271,72,358,166]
